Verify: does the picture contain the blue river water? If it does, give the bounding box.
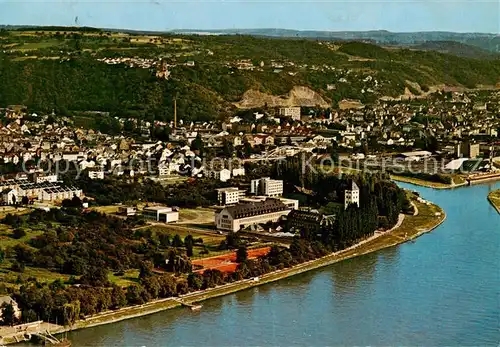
[69,182,500,346]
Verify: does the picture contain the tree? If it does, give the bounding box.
[184,235,194,257]
[63,301,80,326]
[126,285,146,305]
[236,246,248,263]
[139,261,153,279]
[222,139,235,158]
[1,302,16,326]
[12,228,26,239]
[190,134,204,154]
[11,261,25,273]
[111,285,127,309]
[187,273,203,290]
[62,196,83,208]
[172,234,183,247]
[80,267,109,287]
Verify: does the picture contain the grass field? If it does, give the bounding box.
[178,208,214,224]
[109,269,140,287]
[149,225,224,244]
[92,205,122,214]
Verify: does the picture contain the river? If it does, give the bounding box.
[68,182,500,346]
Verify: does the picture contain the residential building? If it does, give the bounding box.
[250,177,283,197]
[215,198,292,232]
[142,206,179,223]
[279,107,301,121]
[231,167,246,177]
[217,187,245,206]
[344,181,360,209]
[88,170,105,180]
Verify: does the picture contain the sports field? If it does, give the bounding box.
[192,247,271,273]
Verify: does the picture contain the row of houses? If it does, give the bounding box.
[0,180,82,205]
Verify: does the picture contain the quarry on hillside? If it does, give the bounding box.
[234,86,330,109]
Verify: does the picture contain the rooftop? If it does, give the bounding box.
[224,198,289,219]
[143,206,172,212]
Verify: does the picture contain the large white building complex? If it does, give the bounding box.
[0,180,83,204]
[215,198,292,232]
[250,177,283,197]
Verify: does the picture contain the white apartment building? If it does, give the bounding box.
[344,181,360,209]
[216,187,246,206]
[250,177,283,197]
[278,107,301,121]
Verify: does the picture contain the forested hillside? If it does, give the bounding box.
[0,28,499,121]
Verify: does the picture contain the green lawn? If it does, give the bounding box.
[0,224,44,248]
[109,269,140,287]
[148,225,224,244]
[178,208,215,224]
[9,41,61,51]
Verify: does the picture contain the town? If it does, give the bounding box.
[0,24,498,346]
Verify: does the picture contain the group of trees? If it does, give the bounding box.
[61,173,228,207]
[1,208,201,280]
[272,154,411,238]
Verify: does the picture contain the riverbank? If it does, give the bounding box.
[487,190,500,214]
[2,197,446,345]
[391,175,467,189]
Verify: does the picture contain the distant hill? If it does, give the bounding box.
[171,28,500,53]
[0,28,499,121]
[413,41,498,59]
[3,25,499,53]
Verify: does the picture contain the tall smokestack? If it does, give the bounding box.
[174,97,177,129]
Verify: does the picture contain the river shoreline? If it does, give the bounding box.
[487,190,500,214]
[390,175,467,189]
[4,197,446,345]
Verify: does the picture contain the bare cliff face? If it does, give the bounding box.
[234,86,330,109]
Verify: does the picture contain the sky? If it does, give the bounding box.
[0,0,498,33]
